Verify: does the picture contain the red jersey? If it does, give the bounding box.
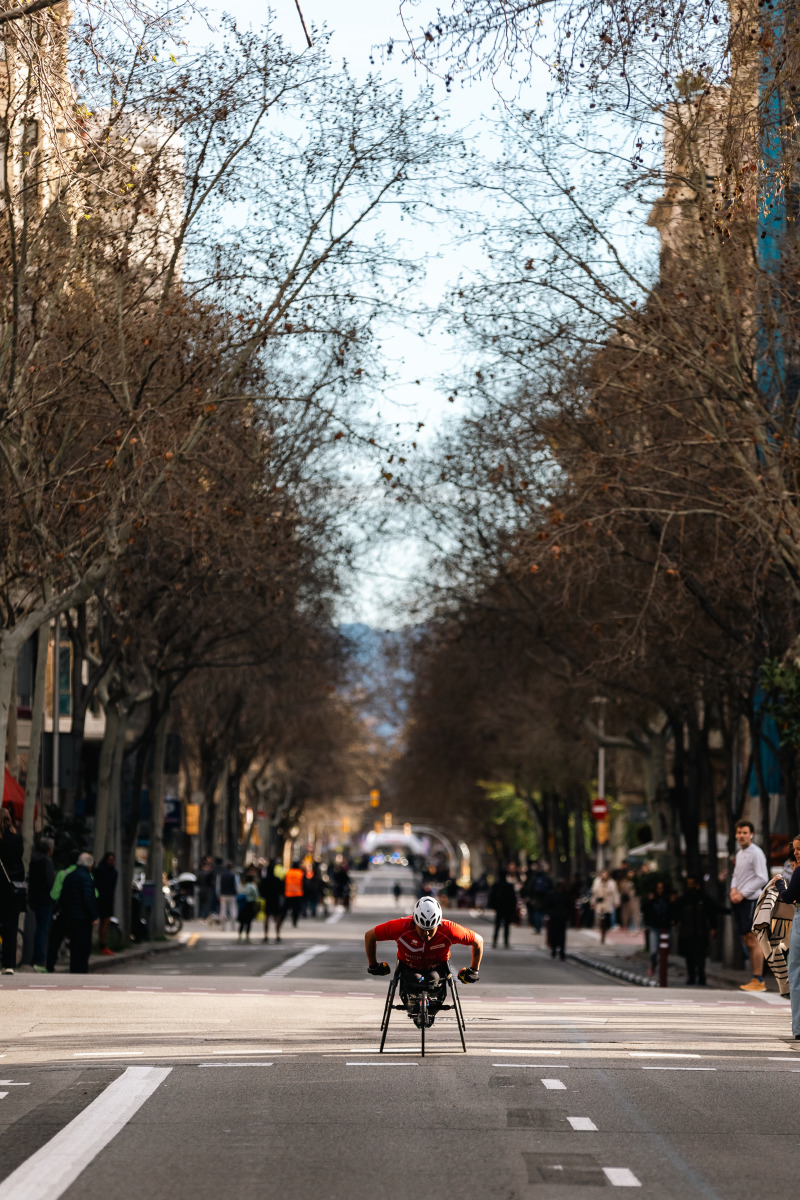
[373,916,477,969]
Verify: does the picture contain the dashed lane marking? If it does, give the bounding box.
[642,1066,716,1072]
[198,1062,273,1068]
[568,1117,598,1131]
[73,1052,144,1058]
[210,1049,278,1055]
[629,1052,701,1059]
[603,1168,642,1187]
[261,944,329,978]
[346,1062,418,1066]
[542,1079,566,1090]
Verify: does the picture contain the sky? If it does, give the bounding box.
[190,0,553,628]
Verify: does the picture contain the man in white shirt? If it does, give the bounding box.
[730,820,770,992]
[591,870,621,944]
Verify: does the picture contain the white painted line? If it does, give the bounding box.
[0,1065,170,1200]
[542,1079,566,1090]
[346,1062,418,1067]
[199,1063,273,1068]
[568,1117,597,1131]
[629,1052,701,1059]
[347,993,375,997]
[493,1064,570,1068]
[751,993,791,1005]
[73,1052,144,1058]
[261,944,329,978]
[326,909,345,924]
[603,1168,641,1187]
[0,1082,30,1086]
[767,1056,795,1060]
[211,1049,278,1055]
[490,1049,561,1055]
[0,1093,7,1100]
[642,1067,716,1072]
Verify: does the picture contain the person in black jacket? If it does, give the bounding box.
[488,873,518,949]
[0,808,24,975]
[93,851,118,956]
[27,837,55,971]
[546,879,573,960]
[672,876,717,986]
[59,852,99,973]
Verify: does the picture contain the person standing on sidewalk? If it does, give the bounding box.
[643,880,672,975]
[730,820,770,992]
[217,861,238,931]
[0,809,24,975]
[488,872,518,949]
[93,851,118,957]
[59,852,99,973]
[284,861,305,928]
[27,837,55,972]
[673,875,716,986]
[771,834,800,1039]
[547,879,572,960]
[591,870,620,945]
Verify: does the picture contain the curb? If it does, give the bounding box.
[566,951,658,988]
[89,939,187,972]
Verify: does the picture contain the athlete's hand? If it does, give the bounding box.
[458,967,479,984]
[368,961,391,976]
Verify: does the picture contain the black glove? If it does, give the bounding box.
[368,961,391,976]
[458,967,479,984]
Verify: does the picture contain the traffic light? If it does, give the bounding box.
[596,818,610,845]
[403,822,412,836]
[384,812,392,829]
[342,817,350,834]
[370,789,380,807]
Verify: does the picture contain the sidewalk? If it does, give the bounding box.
[15,936,187,975]
[560,926,779,992]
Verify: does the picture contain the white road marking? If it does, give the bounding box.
[346,1062,418,1067]
[261,944,329,978]
[490,1048,561,1054]
[199,1062,273,1068]
[211,1049,278,1055]
[0,1065,170,1200]
[326,909,345,924]
[641,1067,716,1072]
[542,1079,566,1090]
[73,1052,144,1058]
[0,1093,7,1100]
[0,1082,30,1086]
[603,1168,642,1187]
[493,1063,570,1068]
[629,1052,701,1059]
[767,1056,794,1060]
[751,993,790,1005]
[568,1117,597,1131]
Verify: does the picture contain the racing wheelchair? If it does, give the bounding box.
[378,962,468,1057]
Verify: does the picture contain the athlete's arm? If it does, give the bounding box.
[469,932,484,970]
[365,927,379,967]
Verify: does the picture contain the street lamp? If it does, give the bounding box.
[592,696,608,872]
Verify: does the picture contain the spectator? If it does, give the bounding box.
[237,873,259,943]
[305,862,324,919]
[197,856,214,920]
[643,880,672,975]
[393,882,402,906]
[771,833,800,1040]
[27,836,55,972]
[284,860,305,928]
[521,863,553,934]
[93,851,118,956]
[59,852,99,973]
[0,808,24,975]
[217,861,238,931]
[590,869,621,944]
[619,870,641,931]
[673,875,717,986]
[730,820,770,992]
[259,860,285,943]
[332,863,351,910]
[46,850,79,972]
[488,872,518,949]
[547,879,572,960]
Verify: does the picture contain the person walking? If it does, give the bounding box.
[590,869,621,944]
[27,836,55,972]
[771,833,800,1040]
[196,856,214,920]
[59,852,99,974]
[521,863,553,934]
[305,862,324,919]
[93,851,118,956]
[730,820,770,992]
[488,872,518,949]
[284,860,305,928]
[393,882,402,906]
[259,860,285,943]
[673,875,717,986]
[237,873,259,943]
[547,879,572,960]
[46,851,79,972]
[643,880,673,975]
[0,808,24,975]
[217,862,238,931]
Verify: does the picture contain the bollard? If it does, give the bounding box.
[658,929,670,988]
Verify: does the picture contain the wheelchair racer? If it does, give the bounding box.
[364,896,483,1026]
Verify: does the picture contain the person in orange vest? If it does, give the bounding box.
[284,860,305,928]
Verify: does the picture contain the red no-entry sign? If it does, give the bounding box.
[591,798,608,820]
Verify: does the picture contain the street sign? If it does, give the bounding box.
[591,797,608,820]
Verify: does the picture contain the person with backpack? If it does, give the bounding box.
[236,872,259,943]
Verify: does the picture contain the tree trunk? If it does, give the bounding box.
[94,703,121,863]
[21,622,49,865]
[226,767,241,865]
[148,709,168,939]
[0,644,20,796]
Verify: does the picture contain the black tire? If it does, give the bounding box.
[164,908,183,936]
[105,921,124,952]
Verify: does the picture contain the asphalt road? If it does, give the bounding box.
[0,866,797,1200]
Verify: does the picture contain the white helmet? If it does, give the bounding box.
[413,895,442,930]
